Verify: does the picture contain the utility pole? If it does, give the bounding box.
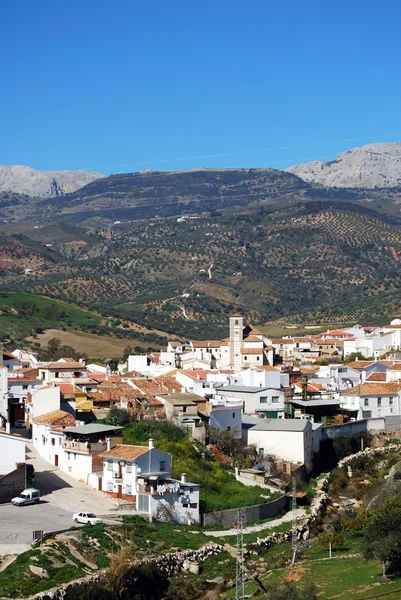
[291,477,297,565]
[235,509,245,600]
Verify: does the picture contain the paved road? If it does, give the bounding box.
[0,444,118,555]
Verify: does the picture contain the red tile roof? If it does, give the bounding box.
[100,444,149,460]
[179,369,207,381]
[34,410,76,426]
[342,382,401,396]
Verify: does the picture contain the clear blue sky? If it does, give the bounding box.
[1,0,400,175]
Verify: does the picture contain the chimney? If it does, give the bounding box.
[149,438,154,449]
[181,473,187,483]
[172,388,176,394]
[106,437,111,451]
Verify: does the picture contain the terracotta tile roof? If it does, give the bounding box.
[240,348,263,354]
[34,410,76,426]
[366,372,387,382]
[258,365,280,371]
[100,444,149,460]
[154,375,179,392]
[325,329,350,336]
[316,339,344,345]
[242,335,264,343]
[179,369,207,381]
[169,341,182,348]
[45,362,84,370]
[293,337,312,343]
[342,382,401,396]
[131,378,178,395]
[271,338,296,345]
[191,340,221,349]
[345,361,375,370]
[3,351,17,360]
[55,383,76,394]
[244,324,263,335]
[387,364,401,371]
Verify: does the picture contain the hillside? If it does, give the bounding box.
[3,198,401,339]
[0,165,104,198]
[10,167,312,222]
[287,142,401,188]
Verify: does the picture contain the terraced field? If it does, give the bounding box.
[3,200,401,339]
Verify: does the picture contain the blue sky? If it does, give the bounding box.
[1,0,400,175]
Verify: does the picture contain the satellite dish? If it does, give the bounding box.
[136,467,141,474]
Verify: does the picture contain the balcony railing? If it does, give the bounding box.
[63,441,106,453]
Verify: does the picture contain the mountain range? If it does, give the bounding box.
[1,141,401,341]
[286,142,401,188]
[0,165,104,198]
[0,143,400,207]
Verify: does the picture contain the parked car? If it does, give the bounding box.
[11,488,40,506]
[14,420,26,429]
[73,512,102,525]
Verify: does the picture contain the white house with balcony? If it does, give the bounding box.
[100,439,200,524]
[39,361,86,383]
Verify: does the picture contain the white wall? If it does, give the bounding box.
[31,386,60,419]
[209,406,242,438]
[0,367,8,421]
[0,434,26,475]
[32,422,63,465]
[59,449,93,482]
[127,355,148,372]
[247,424,313,470]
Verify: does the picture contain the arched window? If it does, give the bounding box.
[235,319,238,325]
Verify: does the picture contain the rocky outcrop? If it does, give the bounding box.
[286,142,401,188]
[0,165,104,198]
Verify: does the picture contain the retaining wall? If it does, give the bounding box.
[0,464,27,504]
[201,494,287,528]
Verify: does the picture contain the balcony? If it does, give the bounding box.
[63,440,106,453]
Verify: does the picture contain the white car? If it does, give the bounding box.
[73,512,102,525]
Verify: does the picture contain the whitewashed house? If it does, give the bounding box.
[340,382,401,420]
[39,361,86,383]
[0,432,26,475]
[32,409,76,467]
[215,385,285,418]
[242,417,314,472]
[100,440,200,523]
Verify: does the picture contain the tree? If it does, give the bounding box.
[318,532,344,558]
[261,579,318,600]
[105,407,131,427]
[123,345,134,361]
[332,435,354,460]
[344,352,366,363]
[363,495,401,578]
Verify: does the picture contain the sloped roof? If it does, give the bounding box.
[342,382,401,396]
[100,444,149,460]
[34,410,75,426]
[365,372,387,382]
[45,362,84,370]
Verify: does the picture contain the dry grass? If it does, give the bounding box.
[27,328,150,358]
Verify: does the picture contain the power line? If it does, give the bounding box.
[235,509,245,600]
[84,132,400,171]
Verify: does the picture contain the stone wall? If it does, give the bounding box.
[201,494,287,528]
[0,463,27,503]
[28,543,223,600]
